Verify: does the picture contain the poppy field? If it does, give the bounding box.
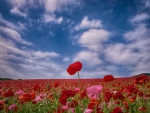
[0,61,150,113]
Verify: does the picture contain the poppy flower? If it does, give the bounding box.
[80,90,87,99]
[54,82,60,87]
[125,84,135,94]
[103,75,114,82]
[18,92,35,103]
[33,85,41,91]
[16,89,24,95]
[139,107,146,111]
[59,93,67,105]
[104,92,113,102]
[2,89,14,97]
[0,100,5,110]
[88,99,100,110]
[8,104,17,112]
[111,107,123,113]
[84,109,93,113]
[134,75,148,84]
[87,85,103,99]
[67,61,82,75]
[113,91,125,101]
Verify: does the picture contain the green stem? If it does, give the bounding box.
[77,71,80,90]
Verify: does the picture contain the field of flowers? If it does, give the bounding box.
[0,61,150,113]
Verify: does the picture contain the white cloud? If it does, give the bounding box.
[124,23,149,41]
[0,26,32,45]
[78,29,110,51]
[0,15,27,31]
[0,35,62,79]
[9,0,33,8]
[75,16,102,30]
[73,50,103,66]
[130,13,150,23]
[57,17,63,24]
[103,23,150,75]
[63,57,70,62]
[43,0,76,13]
[144,0,150,8]
[7,0,33,17]
[31,51,59,59]
[104,43,140,65]
[42,14,63,24]
[43,14,55,23]
[10,7,27,17]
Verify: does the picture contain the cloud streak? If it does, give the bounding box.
[75,16,102,30]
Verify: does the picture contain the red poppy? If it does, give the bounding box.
[18,92,35,103]
[54,82,60,87]
[111,107,123,113]
[0,100,5,110]
[33,85,41,91]
[62,90,76,97]
[67,61,82,75]
[134,75,148,84]
[113,91,125,101]
[88,99,100,110]
[59,93,67,105]
[2,89,14,97]
[104,92,113,102]
[139,107,146,111]
[103,75,114,82]
[125,84,135,94]
[80,90,87,100]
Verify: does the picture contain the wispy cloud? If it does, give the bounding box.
[0,14,27,31]
[0,35,62,79]
[42,14,63,24]
[129,13,150,23]
[10,7,27,17]
[75,16,102,30]
[43,0,76,13]
[0,26,32,45]
[143,0,150,8]
[63,57,70,62]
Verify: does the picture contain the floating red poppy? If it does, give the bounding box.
[67,61,82,75]
[103,75,114,82]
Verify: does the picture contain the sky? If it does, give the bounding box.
[0,0,150,79]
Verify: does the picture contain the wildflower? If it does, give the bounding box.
[104,92,113,102]
[113,91,125,101]
[16,89,24,95]
[103,75,114,82]
[134,75,148,84]
[80,90,87,99]
[19,92,35,103]
[84,109,93,113]
[111,107,123,113]
[87,85,103,99]
[139,107,146,111]
[0,100,5,110]
[9,104,17,112]
[2,89,14,97]
[54,82,60,87]
[88,99,100,110]
[33,85,41,91]
[67,61,82,75]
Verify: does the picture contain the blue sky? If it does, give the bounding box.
[0,0,150,79]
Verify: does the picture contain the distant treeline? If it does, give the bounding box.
[132,73,150,77]
[0,78,13,80]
